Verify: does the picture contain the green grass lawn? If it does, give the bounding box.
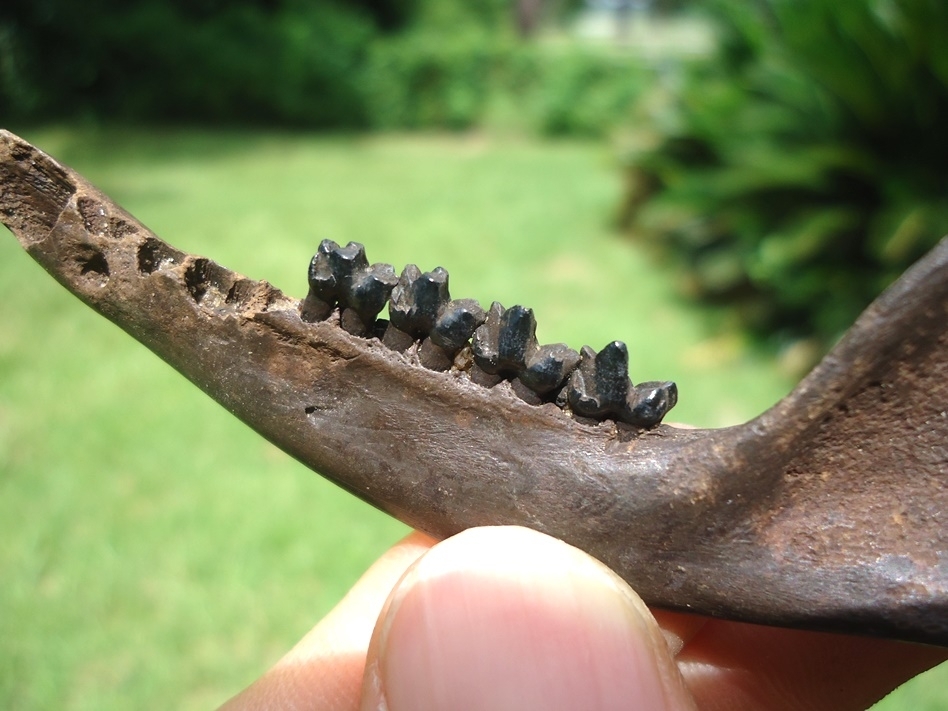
[0,126,944,708]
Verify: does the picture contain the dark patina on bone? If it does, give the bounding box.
[2,130,948,647]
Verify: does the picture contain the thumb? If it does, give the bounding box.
[360,526,695,711]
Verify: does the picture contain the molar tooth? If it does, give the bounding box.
[303,240,371,323]
[431,298,487,354]
[521,343,581,395]
[328,241,369,293]
[625,381,678,427]
[567,341,632,420]
[389,265,450,338]
[346,263,398,329]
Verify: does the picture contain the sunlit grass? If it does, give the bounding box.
[0,126,941,709]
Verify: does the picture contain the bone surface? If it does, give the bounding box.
[2,130,947,646]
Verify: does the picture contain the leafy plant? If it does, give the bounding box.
[620,0,948,347]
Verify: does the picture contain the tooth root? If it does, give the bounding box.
[511,377,544,406]
[470,363,504,388]
[431,298,487,354]
[389,265,450,338]
[346,263,398,329]
[418,338,453,372]
[625,381,678,427]
[567,342,632,419]
[382,323,416,353]
[471,301,505,373]
[521,343,581,395]
[339,307,370,337]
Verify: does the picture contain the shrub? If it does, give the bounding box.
[1,0,378,126]
[362,28,513,130]
[619,0,948,347]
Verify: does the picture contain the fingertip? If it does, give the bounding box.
[361,526,695,711]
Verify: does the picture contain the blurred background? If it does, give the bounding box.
[1,0,947,707]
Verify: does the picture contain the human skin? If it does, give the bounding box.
[218,526,947,711]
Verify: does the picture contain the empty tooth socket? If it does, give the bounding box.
[389,265,450,339]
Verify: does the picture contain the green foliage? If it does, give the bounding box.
[2,0,647,137]
[362,28,511,130]
[529,48,646,137]
[621,0,948,346]
[1,0,379,126]
[363,32,647,135]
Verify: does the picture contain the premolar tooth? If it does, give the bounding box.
[471,301,504,373]
[389,265,450,338]
[521,343,581,395]
[431,298,487,354]
[471,303,539,375]
[498,305,538,373]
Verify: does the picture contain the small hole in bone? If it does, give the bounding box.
[77,247,110,283]
[138,238,184,274]
[183,258,235,307]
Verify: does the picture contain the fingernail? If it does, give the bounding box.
[362,526,687,711]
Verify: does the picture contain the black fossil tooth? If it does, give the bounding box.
[471,303,540,375]
[307,239,368,302]
[346,263,398,329]
[471,301,504,373]
[431,298,487,354]
[568,341,633,420]
[303,239,372,323]
[626,381,679,427]
[498,305,539,373]
[389,264,450,338]
[521,343,581,395]
[328,241,369,293]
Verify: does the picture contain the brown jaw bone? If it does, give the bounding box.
[2,129,947,646]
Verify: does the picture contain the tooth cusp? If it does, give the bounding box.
[626,381,678,427]
[431,298,487,354]
[302,243,676,426]
[347,263,398,328]
[568,342,632,419]
[521,343,581,395]
[389,265,450,338]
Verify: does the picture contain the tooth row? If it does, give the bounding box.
[301,240,676,428]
